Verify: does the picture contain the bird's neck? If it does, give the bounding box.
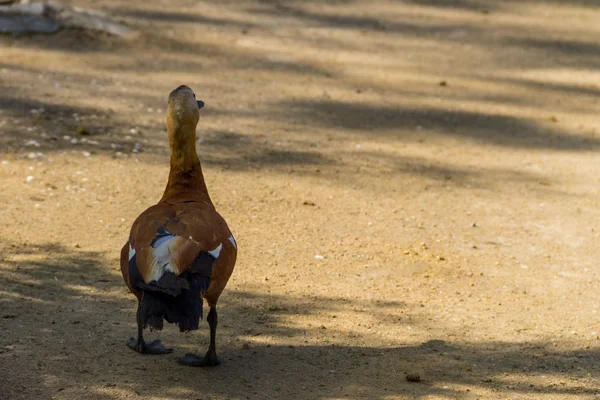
[161,125,211,202]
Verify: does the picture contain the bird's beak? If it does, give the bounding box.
[197,100,205,109]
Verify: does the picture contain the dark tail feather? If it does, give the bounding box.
[138,292,167,330]
[138,271,189,296]
[138,272,211,332]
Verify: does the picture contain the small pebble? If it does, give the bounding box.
[25,140,40,147]
[132,143,143,153]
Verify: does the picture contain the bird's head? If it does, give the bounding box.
[166,85,204,136]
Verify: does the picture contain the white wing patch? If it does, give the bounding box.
[228,234,237,249]
[144,233,225,282]
[150,234,179,281]
[208,243,223,259]
[128,244,136,261]
[153,235,174,248]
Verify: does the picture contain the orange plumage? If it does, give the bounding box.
[119,85,236,366]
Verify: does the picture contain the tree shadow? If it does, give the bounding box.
[493,77,600,100]
[3,0,598,155]
[94,29,334,78]
[194,129,569,197]
[398,0,599,11]
[274,99,598,151]
[504,37,600,68]
[346,151,565,195]
[397,0,494,12]
[0,28,127,53]
[0,93,164,158]
[196,130,332,170]
[0,89,574,196]
[246,2,485,37]
[132,341,598,399]
[1,242,598,399]
[117,8,255,29]
[246,1,600,71]
[0,242,122,400]
[508,0,600,7]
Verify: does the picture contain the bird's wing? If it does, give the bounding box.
[128,201,228,284]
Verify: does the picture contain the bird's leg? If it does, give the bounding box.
[182,306,221,366]
[207,305,219,361]
[127,301,173,355]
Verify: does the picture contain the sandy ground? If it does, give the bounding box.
[1,0,600,399]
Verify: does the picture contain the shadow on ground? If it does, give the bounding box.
[0,92,165,158]
[1,243,597,399]
[401,0,600,11]
[273,99,598,151]
[0,92,570,194]
[2,0,599,160]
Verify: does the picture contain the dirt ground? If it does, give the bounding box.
[1,0,600,399]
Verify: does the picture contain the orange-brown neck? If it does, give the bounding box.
[161,122,211,202]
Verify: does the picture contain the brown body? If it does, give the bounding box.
[120,86,236,307]
[120,86,236,364]
[120,191,237,307]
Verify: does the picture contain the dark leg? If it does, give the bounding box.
[182,306,221,366]
[127,302,173,355]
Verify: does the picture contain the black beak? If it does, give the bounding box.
[197,100,205,109]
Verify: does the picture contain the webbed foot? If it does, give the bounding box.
[181,350,221,367]
[127,337,173,355]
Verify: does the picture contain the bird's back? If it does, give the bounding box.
[121,195,237,314]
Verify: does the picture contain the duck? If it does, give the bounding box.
[119,85,237,366]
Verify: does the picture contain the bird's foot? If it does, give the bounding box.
[127,337,173,355]
[181,350,221,367]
